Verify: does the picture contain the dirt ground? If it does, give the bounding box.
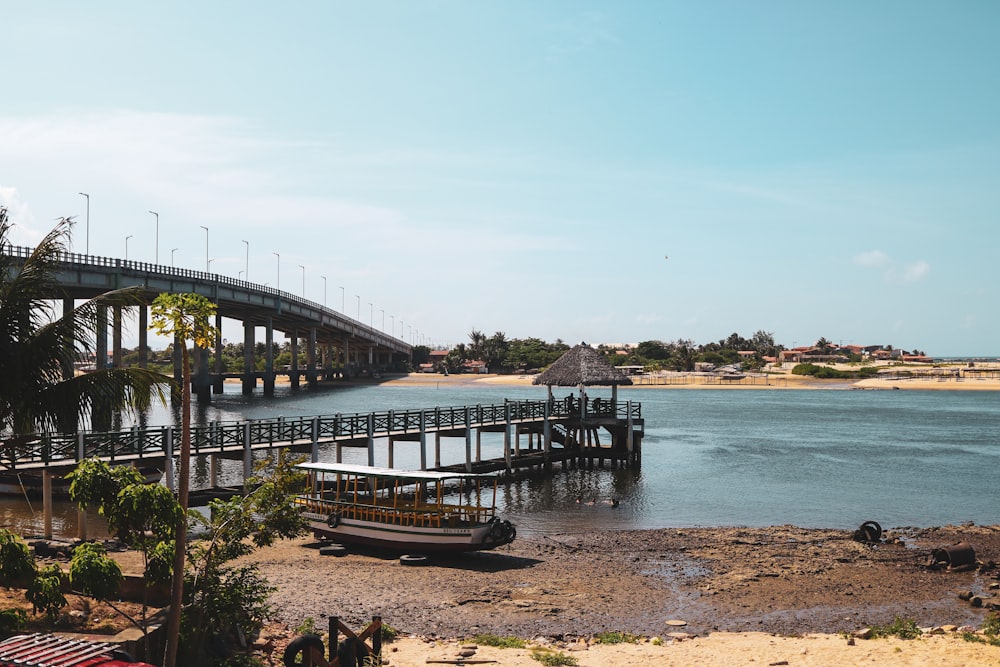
[238,523,1000,641]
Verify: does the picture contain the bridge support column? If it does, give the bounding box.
[195,347,211,403]
[112,306,123,368]
[213,311,224,394]
[243,320,256,394]
[138,304,148,369]
[289,331,300,390]
[307,328,318,386]
[264,317,275,395]
[342,336,351,379]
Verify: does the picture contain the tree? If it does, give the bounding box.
[149,292,218,667]
[0,208,170,449]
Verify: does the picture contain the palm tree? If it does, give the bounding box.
[0,208,170,452]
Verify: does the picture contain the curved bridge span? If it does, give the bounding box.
[4,245,412,397]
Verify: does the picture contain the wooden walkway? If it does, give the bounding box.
[2,398,644,483]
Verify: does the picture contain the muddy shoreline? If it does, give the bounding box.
[237,524,1000,641]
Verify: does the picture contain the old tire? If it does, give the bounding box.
[319,543,347,556]
[337,636,370,667]
[326,512,341,528]
[283,634,325,667]
[400,554,428,566]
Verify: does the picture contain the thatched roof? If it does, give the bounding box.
[532,343,633,387]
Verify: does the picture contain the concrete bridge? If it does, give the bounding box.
[3,244,412,399]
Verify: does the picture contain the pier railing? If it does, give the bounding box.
[1,399,642,471]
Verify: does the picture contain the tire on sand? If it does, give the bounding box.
[283,634,325,667]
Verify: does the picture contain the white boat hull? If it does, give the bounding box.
[302,511,515,553]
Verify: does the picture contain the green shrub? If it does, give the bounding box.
[530,648,578,666]
[471,634,527,649]
[0,608,27,634]
[983,613,1000,637]
[380,621,399,643]
[869,617,922,640]
[26,564,67,627]
[593,631,640,644]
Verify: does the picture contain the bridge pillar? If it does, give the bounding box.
[194,347,211,403]
[112,306,123,368]
[138,304,148,368]
[264,317,275,395]
[61,299,75,381]
[342,335,351,378]
[213,311,224,393]
[307,327,318,386]
[289,331,300,389]
[242,320,256,394]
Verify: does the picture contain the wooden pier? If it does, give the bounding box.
[2,398,643,538]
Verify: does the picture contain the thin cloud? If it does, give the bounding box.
[901,260,930,283]
[854,250,890,267]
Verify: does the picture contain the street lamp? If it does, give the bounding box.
[380,309,385,332]
[239,270,245,280]
[273,252,280,290]
[369,302,373,330]
[242,240,249,281]
[321,276,327,307]
[149,211,159,263]
[299,265,305,297]
[355,295,360,321]
[200,226,209,272]
[171,248,178,267]
[78,192,89,255]
[125,234,133,260]
[390,315,394,336]
[339,286,344,313]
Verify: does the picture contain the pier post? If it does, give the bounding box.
[163,427,175,492]
[367,413,375,466]
[243,422,253,492]
[464,407,472,473]
[209,455,219,488]
[435,433,441,469]
[311,417,319,463]
[42,470,53,539]
[419,411,428,470]
[387,437,394,468]
[504,403,512,473]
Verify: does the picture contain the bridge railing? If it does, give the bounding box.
[2,399,642,469]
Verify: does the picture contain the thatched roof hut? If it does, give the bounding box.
[533,343,632,402]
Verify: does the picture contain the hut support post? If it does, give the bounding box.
[366,413,375,467]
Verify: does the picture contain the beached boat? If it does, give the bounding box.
[0,466,163,498]
[294,462,516,553]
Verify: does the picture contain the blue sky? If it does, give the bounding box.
[3,2,998,356]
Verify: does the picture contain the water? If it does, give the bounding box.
[4,382,998,538]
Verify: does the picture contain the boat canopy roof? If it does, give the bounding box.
[296,461,495,483]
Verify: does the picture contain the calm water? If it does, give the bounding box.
[4,382,998,538]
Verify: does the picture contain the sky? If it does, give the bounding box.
[2,2,998,357]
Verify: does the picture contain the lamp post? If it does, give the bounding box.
[339,286,344,313]
[299,265,305,297]
[125,234,133,260]
[369,302,373,330]
[149,211,159,263]
[239,270,244,280]
[242,240,249,281]
[200,226,209,272]
[355,295,360,321]
[78,192,89,255]
[390,315,394,336]
[380,309,385,332]
[171,248,178,267]
[273,252,280,290]
[321,276,327,307]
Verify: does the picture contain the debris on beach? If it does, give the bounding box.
[928,541,977,571]
[852,520,883,544]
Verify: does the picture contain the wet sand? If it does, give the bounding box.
[236,523,1000,666]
